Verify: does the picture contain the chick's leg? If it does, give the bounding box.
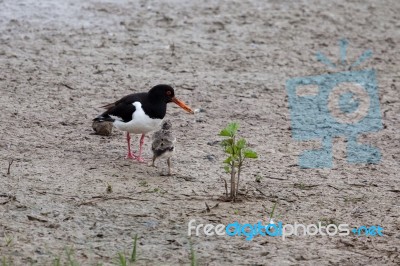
[149,155,156,167]
[167,157,172,176]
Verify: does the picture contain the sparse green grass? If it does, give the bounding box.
[106,183,113,193]
[130,234,138,263]
[143,187,168,194]
[255,175,263,183]
[264,202,282,222]
[189,241,198,266]
[2,256,13,266]
[293,183,318,190]
[139,181,148,187]
[3,237,140,266]
[116,234,138,266]
[269,202,277,220]
[65,247,79,266]
[51,247,78,266]
[4,234,13,247]
[144,187,159,193]
[344,196,366,203]
[0,234,200,265]
[53,257,61,266]
[117,253,127,266]
[319,217,338,226]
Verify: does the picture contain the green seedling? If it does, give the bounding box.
[220,122,258,201]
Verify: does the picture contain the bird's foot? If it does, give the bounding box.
[136,157,146,163]
[125,152,137,160]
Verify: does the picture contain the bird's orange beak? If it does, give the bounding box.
[172,97,194,114]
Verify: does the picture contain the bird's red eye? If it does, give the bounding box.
[166,90,172,96]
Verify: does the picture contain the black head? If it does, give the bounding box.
[148,84,194,114]
[148,84,175,103]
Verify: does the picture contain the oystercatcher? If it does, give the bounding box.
[150,120,175,175]
[94,84,193,162]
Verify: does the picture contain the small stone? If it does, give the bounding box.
[207,140,220,146]
[205,154,216,162]
[92,121,113,136]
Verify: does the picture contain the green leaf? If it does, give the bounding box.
[243,149,258,159]
[219,128,231,137]
[221,139,233,147]
[236,138,246,149]
[225,146,233,155]
[219,122,239,137]
[233,145,239,156]
[224,165,230,173]
[227,122,239,135]
[223,156,233,164]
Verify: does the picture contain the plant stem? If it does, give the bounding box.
[230,136,236,201]
[230,162,236,200]
[236,161,242,199]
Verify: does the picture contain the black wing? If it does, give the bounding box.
[94,92,147,122]
[102,102,136,122]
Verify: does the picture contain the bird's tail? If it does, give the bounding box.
[93,114,115,122]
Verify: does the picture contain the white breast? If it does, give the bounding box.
[113,102,162,134]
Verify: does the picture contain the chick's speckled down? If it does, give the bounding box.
[150,120,176,175]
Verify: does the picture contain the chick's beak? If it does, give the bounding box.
[171,97,194,114]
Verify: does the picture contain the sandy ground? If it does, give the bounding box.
[1,0,399,265]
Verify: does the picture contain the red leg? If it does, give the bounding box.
[136,134,146,162]
[125,132,137,159]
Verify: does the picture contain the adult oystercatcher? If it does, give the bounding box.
[94,84,193,162]
[150,120,176,175]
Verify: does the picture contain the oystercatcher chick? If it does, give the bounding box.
[150,120,175,175]
[93,84,193,162]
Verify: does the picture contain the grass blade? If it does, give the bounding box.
[130,234,138,263]
[190,241,197,266]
